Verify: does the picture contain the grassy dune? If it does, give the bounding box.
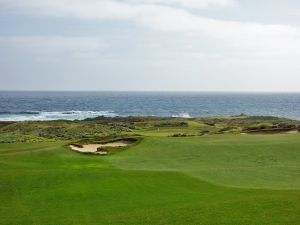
[1,131,300,224]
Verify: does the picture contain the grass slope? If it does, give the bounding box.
[109,134,300,189]
[1,134,300,224]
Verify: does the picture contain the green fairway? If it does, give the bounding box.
[109,134,300,189]
[1,133,300,225]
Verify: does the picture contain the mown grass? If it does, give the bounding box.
[1,133,300,225]
[109,134,300,189]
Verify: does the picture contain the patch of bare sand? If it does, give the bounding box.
[70,140,134,155]
[287,130,299,134]
[241,129,299,135]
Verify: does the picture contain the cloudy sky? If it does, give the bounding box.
[0,0,300,91]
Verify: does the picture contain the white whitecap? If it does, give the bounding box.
[171,113,192,118]
[0,111,117,121]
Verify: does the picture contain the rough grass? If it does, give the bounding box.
[1,134,300,224]
[1,116,298,142]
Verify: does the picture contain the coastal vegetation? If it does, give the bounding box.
[0,115,299,143]
[1,115,300,224]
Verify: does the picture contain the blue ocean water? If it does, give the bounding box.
[0,91,300,121]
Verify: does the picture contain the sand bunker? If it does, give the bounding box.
[243,129,299,135]
[69,140,134,155]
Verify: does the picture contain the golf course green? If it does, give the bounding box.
[1,130,300,224]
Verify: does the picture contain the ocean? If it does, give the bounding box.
[0,91,300,121]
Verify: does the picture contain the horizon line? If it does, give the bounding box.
[1,90,300,93]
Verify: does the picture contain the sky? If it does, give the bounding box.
[0,0,300,92]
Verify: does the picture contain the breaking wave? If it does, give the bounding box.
[0,111,117,121]
[172,113,192,118]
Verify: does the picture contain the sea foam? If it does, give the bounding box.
[0,111,117,121]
